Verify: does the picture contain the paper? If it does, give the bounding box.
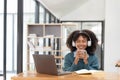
[75,69,100,75]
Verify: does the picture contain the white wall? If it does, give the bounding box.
[61,0,105,21]
[104,0,120,72]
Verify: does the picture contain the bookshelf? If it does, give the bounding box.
[26,23,78,71]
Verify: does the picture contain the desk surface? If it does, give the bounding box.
[11,71,120,80]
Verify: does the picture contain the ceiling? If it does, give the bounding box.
[39,0,89,18]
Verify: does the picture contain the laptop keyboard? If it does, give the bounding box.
[57,70,72,75]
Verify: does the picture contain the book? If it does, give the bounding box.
[27,41,35,51]
[75,69,101,75]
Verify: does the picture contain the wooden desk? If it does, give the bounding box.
[11,71,120,80]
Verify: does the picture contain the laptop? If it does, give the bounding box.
[33,54,72,75]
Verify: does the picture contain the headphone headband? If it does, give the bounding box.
[72,30,92,47]
[79,31,91,41]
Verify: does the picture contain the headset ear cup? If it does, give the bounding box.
[72,41,76,47]
[88,41,91,46]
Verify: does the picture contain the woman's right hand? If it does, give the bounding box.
[74,54,80,65]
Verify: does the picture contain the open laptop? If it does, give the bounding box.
[33,54,72,75]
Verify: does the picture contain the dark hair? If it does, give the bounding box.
[66,29,98,55]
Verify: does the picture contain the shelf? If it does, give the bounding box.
[56,63,62,65]
[26,23,77,71]
[54,56,63,59]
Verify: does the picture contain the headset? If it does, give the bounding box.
[72,31,92,47]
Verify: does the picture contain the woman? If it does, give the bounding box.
[63,29,99,71]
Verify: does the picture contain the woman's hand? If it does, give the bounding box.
[74,50,85,65]
[74,55,79,65]
[83,50,89,64]
[73,50,81,65]
[74,50,89,64]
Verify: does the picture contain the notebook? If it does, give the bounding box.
[33,54,72,75]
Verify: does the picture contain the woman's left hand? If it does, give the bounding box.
[83,52,89,64]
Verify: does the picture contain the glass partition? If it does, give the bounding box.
[0,13,3,80]
[82,22,103,69]
[0,0,4,79]
[62,21,104,70]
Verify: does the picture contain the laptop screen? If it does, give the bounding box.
[33,54,58,75]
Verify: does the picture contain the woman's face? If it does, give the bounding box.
[75,36,88,50]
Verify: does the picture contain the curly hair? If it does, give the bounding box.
[66,29,98,55]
